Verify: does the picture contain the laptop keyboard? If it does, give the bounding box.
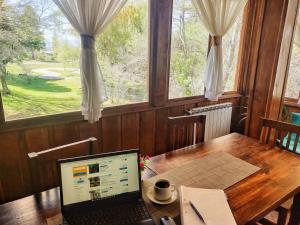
[64,200,151,225]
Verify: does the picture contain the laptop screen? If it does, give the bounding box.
[59,151,140,206]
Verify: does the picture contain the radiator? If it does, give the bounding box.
[187,103,232,141]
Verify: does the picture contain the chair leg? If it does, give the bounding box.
[277,207,289,225]
[287,193,300,225]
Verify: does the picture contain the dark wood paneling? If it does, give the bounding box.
[102,116,122,152]
[0,132,26,202]
[168,105,185,117]
[25,128,50,152]
[0,97,240,203]
[149,0,173,107]
[121,113,140,150]
[155,108,169,155]
[78,122,98,140]
[140,110,156,156]
[52,123,80,147]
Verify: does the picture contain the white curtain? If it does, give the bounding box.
[53,0,127,123]
[192,0,248,100]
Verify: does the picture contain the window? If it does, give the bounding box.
[169,0,208,99]
[169,0,243,99]
[97,0,148,107]
[0,0,148,121]
[285,13,300,99]
[223,16,242,92]
[1,0,81,121]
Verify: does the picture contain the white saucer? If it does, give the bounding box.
[146,189,178,205]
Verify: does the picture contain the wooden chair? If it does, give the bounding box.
[259,118,300,152]
[28,137,97,194]
[259,118,300,225]
[167,114,206,151]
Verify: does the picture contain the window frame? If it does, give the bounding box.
[0,0,247,131]
[281,2,300,104]
[166,1,246,101]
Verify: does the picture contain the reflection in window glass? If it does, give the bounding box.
[285,19,300,99]
[169,0,208,99]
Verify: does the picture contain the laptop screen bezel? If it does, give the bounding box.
[57,149,142,212]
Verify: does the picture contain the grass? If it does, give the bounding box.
[2,60,139,121]
[3,61,82,120]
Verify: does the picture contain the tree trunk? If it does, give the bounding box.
[31,49,36,60]
[0,66,10,95]
[223,20,241,88]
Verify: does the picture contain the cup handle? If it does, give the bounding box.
[171,184,176,192]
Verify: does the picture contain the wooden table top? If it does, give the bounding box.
[1,133,300,225]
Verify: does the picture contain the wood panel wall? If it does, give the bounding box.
[0,96,240,204]
[244,0,296,138]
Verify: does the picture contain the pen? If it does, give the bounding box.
[189,201,206,224]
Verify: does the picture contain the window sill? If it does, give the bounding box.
[167,92,242,106]
[284,101,300,109]
[0,92,242,132]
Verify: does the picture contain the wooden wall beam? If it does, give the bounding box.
[238,0,266,135]
[245,0,290,138]
[0,92,5,124]
[149,0,173,107]
[267,0,300,121]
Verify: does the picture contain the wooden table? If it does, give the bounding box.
[1,133,300,225]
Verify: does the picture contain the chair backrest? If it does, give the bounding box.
[259,118,300,153]
[167,115,206,151]
[27,137,97,194]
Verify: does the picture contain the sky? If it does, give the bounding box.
[5,0,80,50]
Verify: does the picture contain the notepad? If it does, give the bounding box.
[179,186,237,225]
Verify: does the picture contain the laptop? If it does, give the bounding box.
[57,149,155,225]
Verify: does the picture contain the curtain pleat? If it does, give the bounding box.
[192,0,247,100]
[53,0,127,123]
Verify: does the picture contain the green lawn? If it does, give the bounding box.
[3,61,82,120]
[2,60,137,121]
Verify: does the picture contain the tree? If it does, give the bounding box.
[96,4,144,64]
[0,5,25,95]
[223,17,242,90]
[17,5,45,60]
[170,0,208,97]
[96,2,147,103]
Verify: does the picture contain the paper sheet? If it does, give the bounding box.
[180,186,237,225]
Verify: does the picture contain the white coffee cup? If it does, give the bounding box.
[153,179,175,201]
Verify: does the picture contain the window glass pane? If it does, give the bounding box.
[223,16,242,92]
[97,0,148,107]
[285,21,300,99]
[1,0,148,121]
[1,0,81,120]
[169,0,208,99]
[169,1,243,99]
[286,44,300,99]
